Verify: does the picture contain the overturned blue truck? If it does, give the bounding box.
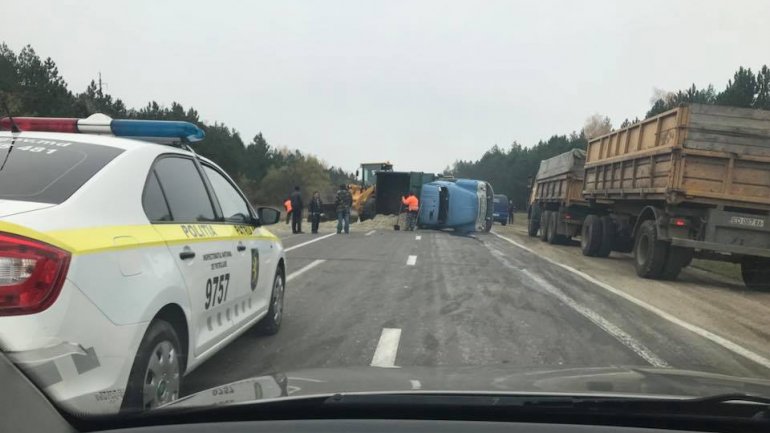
[370,171,494,232]
[418,179,494,232]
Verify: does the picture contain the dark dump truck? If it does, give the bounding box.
[527,148,588,244]
[529,104,770,290]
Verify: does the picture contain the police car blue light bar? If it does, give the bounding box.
[0,113,205,143]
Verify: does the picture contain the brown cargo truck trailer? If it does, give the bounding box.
[527,149,593,245]
[534,103,770,290]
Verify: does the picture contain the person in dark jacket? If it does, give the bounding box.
[335,184,353,234]
[508,200,515,224]
[308,191,323,234]
[290,186,304,234]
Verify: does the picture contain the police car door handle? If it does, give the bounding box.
[179,251,196,260]
[237,243,246,252]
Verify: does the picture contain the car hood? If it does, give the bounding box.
[0,199,54,218]
[168,366,770,409]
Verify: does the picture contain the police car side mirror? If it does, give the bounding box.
[257,207,281,226]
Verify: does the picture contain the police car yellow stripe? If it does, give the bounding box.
[0,221,278,255]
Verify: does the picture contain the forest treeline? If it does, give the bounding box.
[0,43,354,205]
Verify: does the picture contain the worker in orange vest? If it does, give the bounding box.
[283,197,292,224]
[401,191,419,231]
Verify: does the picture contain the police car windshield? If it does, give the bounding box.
[0,136,123,204]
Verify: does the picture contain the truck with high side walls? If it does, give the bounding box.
[527,149,590,245]
[529,104,770,290]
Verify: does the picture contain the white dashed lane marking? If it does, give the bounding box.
[406,255,417,266]
[371,328,402,368]
[415,235,422,240]
[284,232,336,252]
[286,259,326,282]
[365,230,376,236]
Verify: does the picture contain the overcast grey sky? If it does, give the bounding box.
[5,0,770,172]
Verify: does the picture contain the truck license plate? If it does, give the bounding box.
[729,216,765,228]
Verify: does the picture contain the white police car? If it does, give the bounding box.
[0,114,286,414]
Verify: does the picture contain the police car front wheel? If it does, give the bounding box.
[121,320,184,412]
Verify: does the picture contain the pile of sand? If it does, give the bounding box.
[267,213,405,235]
[354,214,403,230]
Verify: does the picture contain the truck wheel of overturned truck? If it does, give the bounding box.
[660,246,693,280]
[580,215,602,256]
[634,220,668,279]
[539,211,551,242]
[528,207,541,237]
[595,215,616,258]
[740,256,770,291]
[547,211,561,245]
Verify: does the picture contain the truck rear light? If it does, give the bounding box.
[563,213,572,220]
[0,233,70,316]
[672,218,688,227]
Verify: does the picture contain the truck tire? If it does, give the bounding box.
[634,220,668,279]
[740,256,770,291]
[539,211,550,242]
[528,207,541,237]
[547,211,561,245]
[580,215,602,256]
[595,215,616,258]
[660,246,693,280]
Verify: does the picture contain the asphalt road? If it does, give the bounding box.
[182,225,770,395]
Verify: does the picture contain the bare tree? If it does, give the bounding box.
[582,114,613,139]
[650,87,674,105]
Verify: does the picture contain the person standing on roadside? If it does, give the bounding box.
[309,191,323,234]
[290,186,304,234]
[401,191,419,231]
[283,197,292,224]
[335,184,353,234]
[508,200,515,224]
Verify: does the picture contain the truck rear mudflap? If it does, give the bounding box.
[671,209,770,258]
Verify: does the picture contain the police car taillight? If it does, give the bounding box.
[0,233,70,316]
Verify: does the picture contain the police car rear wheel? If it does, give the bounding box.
[257,271,285,335]
[122,320,184,412]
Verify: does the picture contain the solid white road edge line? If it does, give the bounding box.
[406,255,417,266]
[285,232,337,252]
[491,231,770,370]
[365,230,376,236]
[371,328,402,368]
[522,269,668,367]
[286,259,326,282]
